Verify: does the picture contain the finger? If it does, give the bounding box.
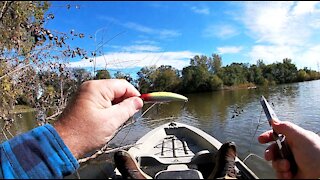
[276,171,293,179]
[99,79,141,102]
[106,97,143,127]
[258,130,275,144]
[265,143,280,161]
[272,159,291,172]
[271,120,302,139]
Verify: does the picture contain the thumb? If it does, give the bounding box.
[107,97,143,126]
[272,119,302,140]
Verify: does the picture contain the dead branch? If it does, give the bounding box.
[0,1,13,22]
[78,143,138,164]
[0,64,31,81]
[45,110,62,121]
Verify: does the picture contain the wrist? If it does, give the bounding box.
[53,120,86,159]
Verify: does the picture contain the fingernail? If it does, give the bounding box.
[265,149,271,161]
[272,119,280,125]
[133,97,143,110]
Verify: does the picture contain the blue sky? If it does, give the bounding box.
[46,1,320,76]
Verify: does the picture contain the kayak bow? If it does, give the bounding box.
[140,92,188,103]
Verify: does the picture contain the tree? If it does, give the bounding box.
[95,69,111,80]
[137,66,156,93]
[217,63,249,86]
[72,68,92,87]
[0,1,92,127]
[211,53,222,74]
[114,71,133,83]
[182,66,210,92]
[248,64,265,85]
[151,65,181,92]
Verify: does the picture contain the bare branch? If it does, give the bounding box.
[0,64,31,81]
[45,111,62,121]
[78,143,138,164]
[0,1,13,22]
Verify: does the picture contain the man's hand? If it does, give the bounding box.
[53,79,143,159]
[258,120,320,179]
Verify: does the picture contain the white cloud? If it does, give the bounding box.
[241,1,320,46]
[191,6,210,15]
[239,1,320,70]
[295,45,320,70]
[217,46,243,54]
[124,22,154,34]
[99,16,181,39]
[134,40,158,45]
[203,24,238,39]
[248,44,320,70]
[248,45,296,65]
[68,51,197,70]
[292,1,320,15]
[121,45,162,52]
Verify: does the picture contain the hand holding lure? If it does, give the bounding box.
[140,92,188,103]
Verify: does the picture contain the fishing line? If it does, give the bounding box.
[244,108,268,164]
[118,102,158,147]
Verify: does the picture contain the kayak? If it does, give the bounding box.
[115,122,258,179]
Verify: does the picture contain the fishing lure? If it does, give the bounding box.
[140,92,188,103]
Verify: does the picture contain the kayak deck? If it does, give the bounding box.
[119,122,258,179]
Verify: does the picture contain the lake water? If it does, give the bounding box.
[3,80,320,179]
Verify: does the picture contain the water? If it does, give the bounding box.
[2,80,320,179]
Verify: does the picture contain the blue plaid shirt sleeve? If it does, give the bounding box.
[0,124,79,179]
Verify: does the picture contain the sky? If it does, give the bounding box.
[46,1,320,77]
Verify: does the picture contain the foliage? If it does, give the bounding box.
[95,69,111,80]
[217,63,249,86]
[114,71,133,83]
[0,1,92,127]
[137,65,181,93]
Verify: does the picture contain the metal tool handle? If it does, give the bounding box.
[260,96,298,175]
[276,134,298,175]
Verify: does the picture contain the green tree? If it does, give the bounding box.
[137,66,156,93]
[182,66,210,92]
[211,53,222,74]
[296,70,309,82]
[151,65,181,92]
[217,63,249,86]
[248,64,265,85]
[1,1,92,126]
[95,69,111,80]
[114,71,133,83]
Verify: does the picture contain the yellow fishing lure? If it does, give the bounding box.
[140,92,188,102]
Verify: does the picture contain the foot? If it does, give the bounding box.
[114,150,152,179]
[208,141,237,179]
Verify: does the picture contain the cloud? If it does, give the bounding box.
[248,45,296,65]
[217,46,243,54]
[68,51,198,70]
[203,24,239,39]
[292,1,320,15]
[191,6,210,15]
[296,45,320,70]
[248,44,320,70]
[124,22,154,34]
[241,1,320,46]
[238,1,320,70]
[121,45,162,52]
[134,40,158,45]
[99,16,181,39]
